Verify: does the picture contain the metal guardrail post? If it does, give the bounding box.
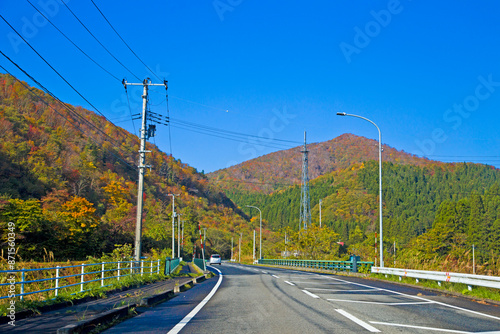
[80,264,85,292]
[157,259,160,274]
[117,261,121,281]
[101,263,105,287]
[130,259,133,275]
[55,266,60,297]
[150,260,153,275]
[141,260,144,276]
[20,270,25,301]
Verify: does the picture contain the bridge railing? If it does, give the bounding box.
[258,258,373,272]
[165,258,181,275]
[0,259,161,301]
[193,258,206,272]
[372,267,500,290]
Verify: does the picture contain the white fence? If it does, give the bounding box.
[0,259,161,301]
[372,267,500,290]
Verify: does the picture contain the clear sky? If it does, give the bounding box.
[1,0,500,173]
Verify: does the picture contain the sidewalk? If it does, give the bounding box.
[0,272,201,333]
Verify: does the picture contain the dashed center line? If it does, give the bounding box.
[272,274,280,278]
[328,298,434,306]
[284,281,295,286]
[335,309,380,332]
[307,288,379,292]
[302,290,320,299]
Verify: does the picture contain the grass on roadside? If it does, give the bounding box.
[0,272,168,317]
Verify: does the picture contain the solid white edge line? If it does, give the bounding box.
[302,290,320,299]
[167,267,223,334]
[284,281,295,286]
[335,309,380,332]
[369,321,473,333]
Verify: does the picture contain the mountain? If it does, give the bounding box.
[207,128,500,270]
[0,73,248,261]
[208,133,438,195]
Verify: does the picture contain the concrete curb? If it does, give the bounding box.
[55,274,210,333]
[57,305,133,334]
[139,289,175,307]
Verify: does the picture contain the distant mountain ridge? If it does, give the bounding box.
[208,133,440,195]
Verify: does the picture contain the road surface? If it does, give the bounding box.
[104,263,500,333]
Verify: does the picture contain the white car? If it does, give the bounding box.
[209,254,222,265]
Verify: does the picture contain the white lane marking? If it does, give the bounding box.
[272,274,280,279]
[307,288,380,292]
[290,281,347,285]
[325,276,500,321]
[284,281,295,286]
[369,321,474,333]
[335,309,380,332]
[328,298,433,306]
[287,276,333,279]
[302,290,320,299]
[261,271,268,274]
[167,267,223,334]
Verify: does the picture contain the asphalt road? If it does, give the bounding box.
[104,263,500,333]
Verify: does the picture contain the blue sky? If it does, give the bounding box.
[1,0,500,173]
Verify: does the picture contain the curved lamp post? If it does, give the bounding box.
[246,205,262,260]
[337,112,384,267]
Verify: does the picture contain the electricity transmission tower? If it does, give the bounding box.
[123,78,168,262]
[300,131,311,229]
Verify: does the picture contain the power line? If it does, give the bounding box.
[61,1,141,81]
[169,123,296,150]
[170,117,301,145]
[0,53,135,167]
[0,14,139,152]
[89,0,162,81]
[25,0,121,82]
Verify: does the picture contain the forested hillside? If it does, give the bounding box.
[208,133,436,196]
[210,128,500,273]
[0,74,249,261]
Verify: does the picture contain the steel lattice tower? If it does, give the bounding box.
[300,131,312,229]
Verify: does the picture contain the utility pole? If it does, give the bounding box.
[284,231,287,258]
[203,228,207,256]
[231,237,234,261]
[168,193,180,259]
[393,240,396,266]
[239,233,242,262]
[473,244,476,275]
[123,78,168,262]
[253,230,256,263]
[319,199,322,228]
[181,220,184,255]
[177,214,182,258]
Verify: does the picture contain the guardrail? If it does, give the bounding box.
[165,258,181,275]
[0,259,161,301]
[193,258,206,272]
[372,267,500,290]
[258,258,373,273]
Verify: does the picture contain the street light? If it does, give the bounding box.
[337,112,384,267]
[246,205,262,260]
